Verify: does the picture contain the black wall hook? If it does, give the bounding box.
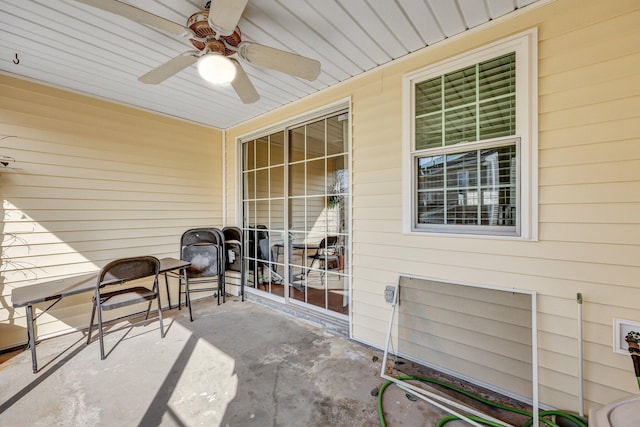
[13,53,19,64]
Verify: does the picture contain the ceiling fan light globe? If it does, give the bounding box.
[197,54,236,84]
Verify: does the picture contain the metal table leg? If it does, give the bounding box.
[164,273,172,309]
[26,304,37,373]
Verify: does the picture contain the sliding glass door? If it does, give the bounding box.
[242,110,349,316]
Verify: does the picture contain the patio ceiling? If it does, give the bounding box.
[0,0,543,129]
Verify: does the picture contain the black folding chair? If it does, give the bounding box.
[304,236,339,279]
[179,228,225,321]
[87,256,163,360]
[223,226,244,301]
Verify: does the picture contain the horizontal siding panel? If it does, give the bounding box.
[539,203,640,224]
[353,193,402,210]
[352,219,402,233]
[2,236,178,258]
[4,198,216,212]
[540,140,639,168]
[356,255,640,311]
[0,122,217,162]
[2,221,212,237]
[538,53,640,99]
[539,223,640,245]
[539,117,640,150]
[539,11,640,76]
[539,159,640,186]
[353,180,401,197]
[3,209,219,223]
[3,201,215,214]
[538,330,578,360]
[0,151,216,188]
[540,182,640,204]
[537,0,637,42]
[401,281,531,313]
[1,84,215,141]
[0,108,215,160]
[538,365,578,399]
[398,340,533,399]
[355,234,640,267]
[4,179,214,197]
[353,167,399,185]
[539,96,640,132]
[353,206,400,221]
[539,74,640,115]
[351,150,401,172]
[583,360,640,399]
[538,349,580,380]
[3,243,177,268]
[360,242,640,289]
[536,295,581,318]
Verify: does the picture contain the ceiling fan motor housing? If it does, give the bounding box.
[187,9,241,55]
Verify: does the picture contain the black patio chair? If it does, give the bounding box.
[304,236,339,279]
[179,227,225,321]
[87,256,163,360]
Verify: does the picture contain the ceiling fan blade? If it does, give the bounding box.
[207,0,248,37]
[73,0,190,37]
[231,60,260,104]
[237,42,321,81]
[139,52,199,84]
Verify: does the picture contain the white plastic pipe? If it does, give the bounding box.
[577,293,584,417]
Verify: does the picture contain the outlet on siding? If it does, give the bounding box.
[613,318,640,355]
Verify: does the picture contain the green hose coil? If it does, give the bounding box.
[377,376,588,427]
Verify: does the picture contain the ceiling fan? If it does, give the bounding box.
[73,0,322,104]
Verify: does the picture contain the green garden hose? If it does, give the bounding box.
[376,375,588,427]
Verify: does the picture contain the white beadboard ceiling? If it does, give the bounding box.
[0,0,542,129]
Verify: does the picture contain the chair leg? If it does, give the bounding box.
[156,293,164,338]
[303,256,319,278]
[87,302,96,345]
[144,299,153,320]
[178,273,185,311]
[97,305,105,360]
[220,274,225,305]
[185,276,193,322]
[217,276,221,306]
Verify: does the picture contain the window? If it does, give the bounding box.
[403,30,537,239]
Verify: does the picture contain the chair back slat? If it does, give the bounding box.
[99,256,160,287]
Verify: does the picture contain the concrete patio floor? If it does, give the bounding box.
[0,297,454,426]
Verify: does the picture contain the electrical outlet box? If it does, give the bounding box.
[613,318,640,355]
[384,284,397,305]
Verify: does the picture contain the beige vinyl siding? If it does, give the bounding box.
[397,276,534,398]
[1,75,222,348]
[224,0,640,411]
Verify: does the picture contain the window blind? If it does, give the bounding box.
[415,52,516,150]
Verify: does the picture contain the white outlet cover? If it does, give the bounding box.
[613,318,640,355]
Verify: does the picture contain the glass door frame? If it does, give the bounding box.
[236,100,352,319]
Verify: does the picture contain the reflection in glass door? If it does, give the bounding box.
[242,111,349,317]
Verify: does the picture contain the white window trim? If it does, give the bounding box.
[402,29,538,240]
